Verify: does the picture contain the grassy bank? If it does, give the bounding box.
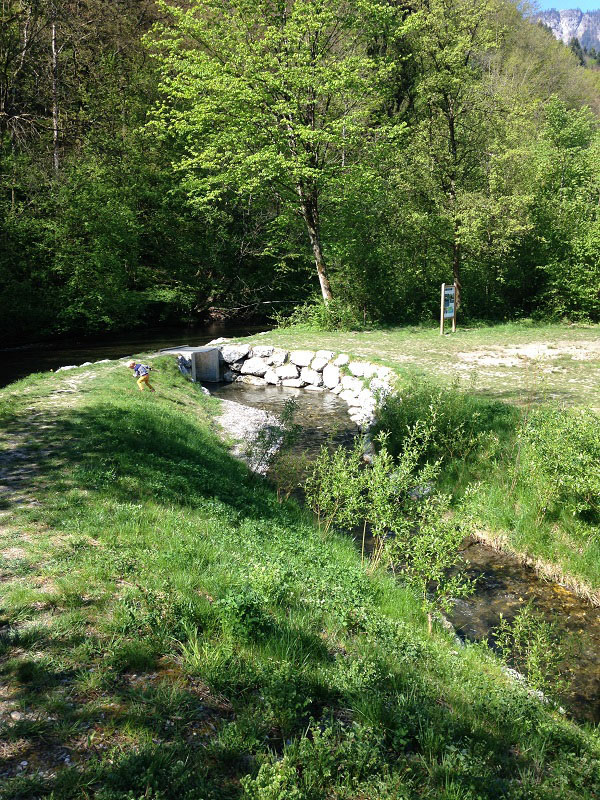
[1,356,599,798]
[243,323,600,598]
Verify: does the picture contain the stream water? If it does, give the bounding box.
[211,381,600,725]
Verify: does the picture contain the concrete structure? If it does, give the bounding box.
[160,346,221,382]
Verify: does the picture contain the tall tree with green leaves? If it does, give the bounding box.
[148,0,406,303]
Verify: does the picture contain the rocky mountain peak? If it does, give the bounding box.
[534,8,600,49]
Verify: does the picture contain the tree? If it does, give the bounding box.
[148,0,406,303]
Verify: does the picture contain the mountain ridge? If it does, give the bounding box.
[534,8,600,49]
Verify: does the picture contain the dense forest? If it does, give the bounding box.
[1,0,600,342]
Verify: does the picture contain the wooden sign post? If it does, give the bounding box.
[440,283,457,335]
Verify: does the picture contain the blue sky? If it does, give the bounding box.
[536,1,599,9]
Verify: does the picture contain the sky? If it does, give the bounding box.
[535,1,599,9]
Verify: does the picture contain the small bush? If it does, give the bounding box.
[272,297,369,331]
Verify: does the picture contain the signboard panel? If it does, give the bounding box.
[443,285,455,319]
[440,283,457,334]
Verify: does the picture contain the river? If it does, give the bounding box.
[0,323,267,389]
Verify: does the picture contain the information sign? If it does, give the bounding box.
[443,285,455,319]
[439,283,457,334]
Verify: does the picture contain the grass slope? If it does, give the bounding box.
[245,323,600,596]
[0,357,599,799]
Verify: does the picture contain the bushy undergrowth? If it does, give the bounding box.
[272,298,369,332]
[377,373,600,590]
[0,359,599,799]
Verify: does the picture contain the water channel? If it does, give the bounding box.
[210,381,600,725]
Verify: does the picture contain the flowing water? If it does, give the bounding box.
[211,381,600,725]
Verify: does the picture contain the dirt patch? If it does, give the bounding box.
[456,340,600,369]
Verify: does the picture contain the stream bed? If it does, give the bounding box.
[211,381,600,725]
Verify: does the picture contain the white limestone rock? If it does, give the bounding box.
[282,378,305,388]
[207,337,230,345]
[268,348,288,367]
[275,363,299,380]
[334,354,349,367]
[289,350,315,367]
[322,363,340,389]
[341,375,363,394]
[264,369,280,385]
[300,367,323,386]
[240,375,267,386]
[241,356,270,377]
[251,345,274,359]
[316,350,334,361]
[305,385,325,392]
[221,343,251,363]
[340,389,360,405]
[331,384,343,395]
[348,361,376,378]
[310,356,329,372]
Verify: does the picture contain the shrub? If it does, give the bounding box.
[272,297,369,331]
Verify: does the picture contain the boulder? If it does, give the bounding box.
[230,359,245,372]
[316,349,335,361]
[275,363,299,380]
[331,384,343,395]
[240,375,267,386]
[300,367,323,386]
[251,345,274,359]
[221,343,251,363]
[341,375,363,394]
[269,348,288,367]
[264,369,280,385]
[241,356,270,376]
[340,389,360,405]
[311,356,329,372]
[289,350,315,367]
[322,363,341,389]
[282,378,305,388]
[305,385,325,392]
[348,361,378,378]
[334,353,349,367]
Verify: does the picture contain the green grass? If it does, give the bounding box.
[0,356,599,798]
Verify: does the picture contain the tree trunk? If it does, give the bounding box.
[452,220,462,310]
[297,184,333,303]
[51,20,59,172]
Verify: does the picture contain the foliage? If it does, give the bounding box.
[512,405,600,523]
[272,298,370,332]
[493,604,572,700]
[305,429,473,631]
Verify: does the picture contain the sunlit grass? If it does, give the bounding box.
[0,355,599,798]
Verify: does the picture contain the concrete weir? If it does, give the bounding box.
[160,346,221,383]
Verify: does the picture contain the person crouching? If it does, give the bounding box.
[127,361,155,393]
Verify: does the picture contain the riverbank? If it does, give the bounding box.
[1,357,599,798]
[230,323,600,602]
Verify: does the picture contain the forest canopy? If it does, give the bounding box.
[1,0,599,341]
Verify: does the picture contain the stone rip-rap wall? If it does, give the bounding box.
[208,340,396,429]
